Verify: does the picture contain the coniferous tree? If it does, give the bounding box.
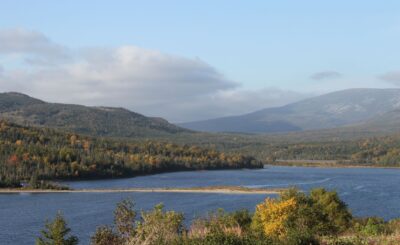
[36,212,78,245]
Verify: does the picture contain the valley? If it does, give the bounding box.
[1,90,400,245]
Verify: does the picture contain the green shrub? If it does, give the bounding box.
[310,188,352,234]
[283,229,319,245]
[324,236,367,245]
[358,217,386,236]
[176,233,274,245]
[90,226,121,245]
[128,203,184,245]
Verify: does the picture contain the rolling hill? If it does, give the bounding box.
[0,92,189,137]
[179,88,400,133]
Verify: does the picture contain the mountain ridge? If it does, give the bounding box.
[0,92,189,137]
[179,88,400,133]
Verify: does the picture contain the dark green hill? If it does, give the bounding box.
[0,92,189,137]
[0,92,45,111]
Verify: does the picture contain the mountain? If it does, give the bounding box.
[359,107,400,132]
[179,88,400,133]
[0,92,189,137]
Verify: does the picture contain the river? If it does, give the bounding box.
[1,165,399,244]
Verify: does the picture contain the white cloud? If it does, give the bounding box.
[0,28,69,65]
[0,28,309,122]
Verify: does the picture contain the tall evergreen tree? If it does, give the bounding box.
[36,212,78,245]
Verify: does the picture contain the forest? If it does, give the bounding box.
[3,115,400,188]
[267,135,400,166]
[163,132,400,167]
[0,121,261,188]
[36,188,400,245]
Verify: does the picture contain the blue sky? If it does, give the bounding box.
[1,1,400,121]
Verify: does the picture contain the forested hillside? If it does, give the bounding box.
[169,131,400,167]
[0,121,260,188]
[0,92,189,138]
[267,135,400,166]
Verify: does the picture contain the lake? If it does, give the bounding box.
[1,165,399,244]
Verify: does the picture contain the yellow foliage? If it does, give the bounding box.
[255,197,297,238]
[70,135,77,146]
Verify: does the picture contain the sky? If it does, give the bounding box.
[1,0,400,122]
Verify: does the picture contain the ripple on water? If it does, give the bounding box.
[1,166,400,245]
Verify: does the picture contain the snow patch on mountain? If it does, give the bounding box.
[325,104,366,114]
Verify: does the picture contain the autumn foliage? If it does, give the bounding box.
[0,121,261,187]
[253,197,297,238]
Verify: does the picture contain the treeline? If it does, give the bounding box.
[0,121,261,187]
[166,131,400,167]
[265,134,400,167]
[36,188,400,245]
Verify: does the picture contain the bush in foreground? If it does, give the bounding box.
[39,188,398,245]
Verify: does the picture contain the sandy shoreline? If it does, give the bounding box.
[0,187,282,194]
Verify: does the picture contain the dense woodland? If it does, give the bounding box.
[0,121,261,188]
[268,135,400,166]
[36,188,400,245]
[167,132,400,167]
[3,112,400,188]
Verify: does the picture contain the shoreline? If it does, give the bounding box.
[270,161,400,169]
[0,186,283,195]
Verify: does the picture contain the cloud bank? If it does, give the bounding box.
[0,28,69,65]
[0,28,308,122]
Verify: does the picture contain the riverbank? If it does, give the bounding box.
[272,160,400,169]
[0,186,283,194]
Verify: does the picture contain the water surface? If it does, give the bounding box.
[1,166,399,244]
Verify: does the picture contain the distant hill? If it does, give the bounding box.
[179,88,400,133]
[361,108,400,130]
[0,92,189,137]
